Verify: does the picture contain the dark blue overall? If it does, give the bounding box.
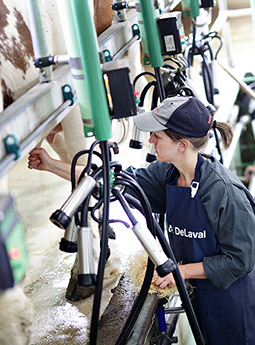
[166,154,255,345]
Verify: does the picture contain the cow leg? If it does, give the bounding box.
[66,211,101,301]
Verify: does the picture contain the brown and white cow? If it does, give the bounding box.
[0,0,113,163]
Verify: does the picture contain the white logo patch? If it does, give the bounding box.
[168,224,206,239]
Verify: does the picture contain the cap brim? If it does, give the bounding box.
[133,110,168,132]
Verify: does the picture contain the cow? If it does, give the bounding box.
[0,0,113,163]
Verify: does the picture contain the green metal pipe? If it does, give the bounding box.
[139,0,163,68]
[181,0,191,18]
[135,0,150,65]
[190,0,200,18]
[70,0,112,141]
[56,0,94,137]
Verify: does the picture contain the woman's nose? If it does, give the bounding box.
[149,133,154,144]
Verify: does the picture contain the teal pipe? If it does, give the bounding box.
[181,0,191,18]
[71,0,112,141]
[56,0,94,137]
[135,0,150,65]
[190,0,200,18]
[139,0,163,68]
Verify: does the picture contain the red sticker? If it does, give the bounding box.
[9,248,21,260]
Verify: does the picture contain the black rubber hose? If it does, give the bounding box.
[212,127,223,164]
[202,58,214,105]
[112,189,138,225]
[195,45,214,105]
[205,40,214,61]
[70,140,101,190]
[214,35,223,60]
[190,21,197,67]
[89,141,111,345]
[113,176,156,345]
[151,82,159,109]
[133,71,156,91]
[115,258,154,345]
[82,140,101,175]
[139,81,157,107]
[154,67,166,102]
[70,149,90,190]
[173,86,194,97]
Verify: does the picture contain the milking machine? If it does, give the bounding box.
[183,0,225,162]
[128,0,215,162]
[48,1,206,345]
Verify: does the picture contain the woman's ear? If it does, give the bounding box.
[178,139,189,152]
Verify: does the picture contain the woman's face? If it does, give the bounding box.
[149,130,179,163]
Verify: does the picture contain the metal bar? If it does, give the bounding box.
[0,65,75,175]
[125,294,160,345]
[226,8,254,18]
[25,0,53,82]
[98,12,137,60]
[223,120,247,169]
[161,294,182,345]
[0,100,71,179]
[112,34,140,60]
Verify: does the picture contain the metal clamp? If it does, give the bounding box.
[61,84,75,106]
[4,135,20,160]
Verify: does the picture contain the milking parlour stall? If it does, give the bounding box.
[1,0,255,345]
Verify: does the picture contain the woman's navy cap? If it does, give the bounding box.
[134,96,213,138]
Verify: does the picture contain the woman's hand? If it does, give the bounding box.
[28,147,83,181]
[28,148,54,172]
[153,271,176,289]
[153,262,207,290]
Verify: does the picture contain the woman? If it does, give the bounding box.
[129,95,255,345]
[28,95,255,344]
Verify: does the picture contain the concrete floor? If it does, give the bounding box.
[5,2,255,345]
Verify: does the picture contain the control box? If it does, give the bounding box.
[200,0,216,8]
[157,11,186,56]
[102,59,137,119]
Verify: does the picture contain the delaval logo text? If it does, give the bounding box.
[168,224,206,239]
